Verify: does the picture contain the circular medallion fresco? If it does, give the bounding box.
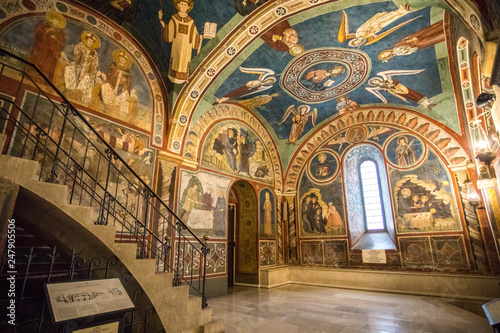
[280,47,371,104]
[307,151,339,183]
[385,134,425,168]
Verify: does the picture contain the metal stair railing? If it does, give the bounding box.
[0,48,209,308]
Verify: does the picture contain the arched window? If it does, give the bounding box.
[344,145,396,250]
[359,160,385,230]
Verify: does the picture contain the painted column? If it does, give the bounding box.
[285,195,298,264]
[276,192,284,265]
[454,168,489,273]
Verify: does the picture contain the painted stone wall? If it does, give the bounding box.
[294,121,471,272]
[0,1,166,147]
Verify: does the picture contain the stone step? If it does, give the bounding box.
[0,154,218,332]
[199,307,213,326]
[0,154,41,185]
[200,319,224,333]
[60,204,98,226]
[27,180,69,206]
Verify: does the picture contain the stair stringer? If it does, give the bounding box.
[0,155,214,333]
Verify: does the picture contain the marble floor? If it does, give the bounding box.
[209,285,491,333]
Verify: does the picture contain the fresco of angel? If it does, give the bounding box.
[378,20,445,61]
[279,105,317,144]
[365,69,435,109]
[214,66,276,104]
[338,5,420,47]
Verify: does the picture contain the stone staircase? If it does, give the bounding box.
[0,151,224,332]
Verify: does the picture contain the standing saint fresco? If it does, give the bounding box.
[29,11,66,81]
[159,0,203,84]
[263,192,272,236]
[213,189,227,236]
[225,128,238,172]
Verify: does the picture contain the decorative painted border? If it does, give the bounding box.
[284,108,469,192]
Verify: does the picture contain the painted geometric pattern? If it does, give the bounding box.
[301,241,323,265]
[175,241,226,276]
[400,237,433,268]
[430,236,468,269]
[237,183,258,273]
[400,236,469,270]
[324,240,348,267]
[260,240,276,267]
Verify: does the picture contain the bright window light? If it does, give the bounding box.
[360,160,385,230]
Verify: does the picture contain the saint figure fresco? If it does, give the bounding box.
[260,20,304,56]
[159,0,204,84]
[202,122,273,184]
[61,31,101,103]
[261,191,274,237]
[99,49,137,118]
[29,11,66,81]
[178,171,232,237]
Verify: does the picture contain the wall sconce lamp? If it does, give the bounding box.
[465,178,484,208]
[476,92,496,108]
[469,118,497,166]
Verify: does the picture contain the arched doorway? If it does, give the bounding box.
[228,180,259,285]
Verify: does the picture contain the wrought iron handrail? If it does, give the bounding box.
[0,48,209,307]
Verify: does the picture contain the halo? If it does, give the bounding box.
[368,77,383,86]
[378,49,394,61]
[397,135,408,144]
[288,44,305,57]
[113,49,133,70]
[348,38,366,47]
[46,11,66,29]
[81,31,101,49]
[336,95,347,102]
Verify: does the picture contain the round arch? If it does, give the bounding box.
[284,107,470,192]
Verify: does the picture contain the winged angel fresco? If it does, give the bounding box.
[365,69,435,109]
[279,105,317,144]
[215,67,276,104]
[338,5,420,47]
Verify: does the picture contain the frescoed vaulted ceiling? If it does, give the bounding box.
[24,0,498,179]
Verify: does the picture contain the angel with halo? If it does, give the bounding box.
[214,66,276,104]
[338,5,419,47]
[279,105,317,144]
[365,69,435,109]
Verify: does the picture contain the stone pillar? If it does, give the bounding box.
[454,168,489,273]
[285,195,298,264]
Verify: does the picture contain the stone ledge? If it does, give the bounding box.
[259,266,500,301]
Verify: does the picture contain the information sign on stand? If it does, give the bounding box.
[44,278,136,324]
